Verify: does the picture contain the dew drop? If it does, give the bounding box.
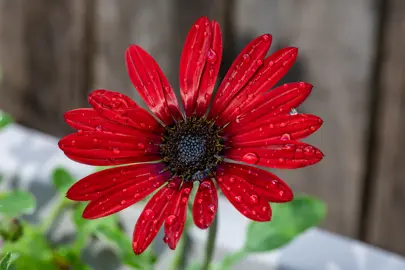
[208,204,216,213]
[290,108,298,115]
[197,198,203,204]
[183,188,191,195]
[256,59,263,66]
[233,107,241,114]
[229,177,236,184]
[304,146,315,154]
[299,82,306,88]
[166,215,177,226]
[163,236,169,243]
[78,129,83,135]
[194,24,200,29]
[207,48,217,64]
[140,123,146,128]
[181,197,188,204]
[268,61,274,67]
[96,125,103,132]
[262,205,269,212]
[280,133,291,140]
[262,34,270,41]
[242,54,250,63]
[269,124,274,128]
[144,209,155,220]
[71,140,76,145]
[283,61,288,66]
[204,93,210,101]
[278,157,285,163]
[234,196,242,203]
[137,142,145,149]
[93,138,98,143]
[120,200,126,205]
[249,194,259,204]
[242,152,259,164]
[279,190,284,197]
[113,148,120,154]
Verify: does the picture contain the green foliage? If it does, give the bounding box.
[96,224,155,270]
[0,253,14,270]
[0,191,36,217]
[245,195,326,252]
[52,167,75,194]
[0,112,13,130]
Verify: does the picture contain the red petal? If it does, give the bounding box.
[88,90,165,134]
[81,165,170,219]
[192,179,218,229]
[216,168,272,221]
[59,131,160,166]
[67,163,166,201]
[126,45,178,125]
[217,48,298,126]
[179,17,213,117]
[217,163,293,202]
[209,34,272,119]
[226,114,323,147]
[164,182,193,250]
[133,179,181,255]
[64,109,162,141]
[195,20,223,117]
[225,140,324,169]
[223,82,312,135]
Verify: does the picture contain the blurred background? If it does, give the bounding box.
[0,0,404,257]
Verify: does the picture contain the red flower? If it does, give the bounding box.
[58,16,323,254]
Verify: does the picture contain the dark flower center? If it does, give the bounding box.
[160,117,224,182]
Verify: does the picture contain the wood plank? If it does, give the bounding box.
[233,0,377,237]
[0,0,91,136]
[365,0,405,255]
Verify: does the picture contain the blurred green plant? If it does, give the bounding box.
[0,111,13,130]
[0,252,15,270]
[0,167,156,270]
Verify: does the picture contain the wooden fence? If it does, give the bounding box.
[0,0,404,256]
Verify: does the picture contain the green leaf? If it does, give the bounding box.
[96,225,154,270]
[245,195,326,252]
[0,191,36,217]
[71,203,118,253]
[0,112,13,130]
[54,247,91,270]
[217,250,247,270]
[0,253,13,270]
[52,167,75,194]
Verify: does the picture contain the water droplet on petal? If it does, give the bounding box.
[181,197,188,204]
[163,236,169,243]
[256,59,263,66]
[78,129,83,135]
[242,54,250,63]
[194,24,200,29]
[249,195,259,204]
[234,196,242,203]
[144,209,155,220]
[262,205,269,212]
[166,215,177,226]
[137,142,145,149]
[197,198,203,204]
[208,204,216,213]
[140,123,146,128]
[207,48,217,64]
[268,61,274,67]
[279,190,284,197]
[304,146,315,154]
[229,177,235,184]
[280,133,291,140]
[299,82,306,88]
[262,34,270,41]
[120,200,126,205]
[113,148,120,154]
[242,152,259,164]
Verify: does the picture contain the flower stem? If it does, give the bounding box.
[40,199,71,233]
[201,214,218,270]
[169,231,189,270]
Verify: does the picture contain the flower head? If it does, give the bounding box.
[58,16,323,254]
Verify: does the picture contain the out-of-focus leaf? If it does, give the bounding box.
[245,195,326,252]
[96,224,155,270]
[0,253,13,270]
[52,167,75,194]
[2,225,55,270]
[54,247,91,270]
[71,203,118,253]
[0,191,36,217]
[0,112,13,130]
